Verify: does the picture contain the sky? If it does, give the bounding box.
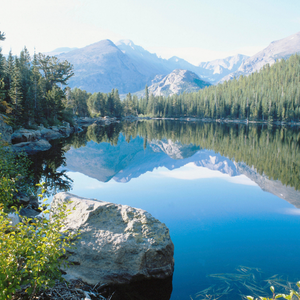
[1,0,300,65]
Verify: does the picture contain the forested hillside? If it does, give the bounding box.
[0,33,74,128]
[1,30,300,126]
[134,54,300,121]
[67,54,300,123]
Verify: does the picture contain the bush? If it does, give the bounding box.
[0,139,80,299]
[0,141,32,212]
[0,186,79,299]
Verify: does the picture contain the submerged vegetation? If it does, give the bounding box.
[190,266,300,300]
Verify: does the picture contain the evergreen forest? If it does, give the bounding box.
[0,34,74,128]
[64,53,300,123]
[1,31,300,128]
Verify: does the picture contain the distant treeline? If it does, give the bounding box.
[66,54,300,123]
[134,54,300,121]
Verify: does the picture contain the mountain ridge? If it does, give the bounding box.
[52,31,300,94]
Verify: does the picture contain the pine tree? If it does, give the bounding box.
[9,57,23,124]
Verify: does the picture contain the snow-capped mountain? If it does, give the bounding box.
[53,31,300,93]
[198,54,249,83]
[222,31,300,82]
[57,39,147,94]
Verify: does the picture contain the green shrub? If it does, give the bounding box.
[0,141,33,212]
[0,188,79,299]
[0,139,80,299]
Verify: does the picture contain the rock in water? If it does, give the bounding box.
[52,192,174,286]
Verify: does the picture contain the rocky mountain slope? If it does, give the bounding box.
[198,54,249,83]
[222,31,300,82]
[54,39,246,94]
[53,31,300,93]
[57,40,147,94]
[134,69,211,97]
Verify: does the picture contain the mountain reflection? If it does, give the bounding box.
[60,120,300,207]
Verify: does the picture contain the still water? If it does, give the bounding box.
[33,121,300,299]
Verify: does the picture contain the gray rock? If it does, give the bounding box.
[0,114,13,143]
[52,192,174,286]
[12,139,52,154]
[11,129,41,144]
[40,128,62,140]
[19,207,40,218]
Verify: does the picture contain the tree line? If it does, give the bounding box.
[0,35,74,128]
[1,31,300,127]
[135,54,300,121]
[65,53,300,123]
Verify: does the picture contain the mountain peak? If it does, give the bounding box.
[116,39,135,46]
[221,31,300,82]
[135,69,211,97]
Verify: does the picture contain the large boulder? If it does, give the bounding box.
[0,114,13,143]
[52,192,174,286]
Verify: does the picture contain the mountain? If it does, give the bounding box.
[53,31,300,93]
[134,69,211,97]
[115,39,171,79]
[115,40,244,85]
[222,31,300,82]
[198,54,249,83]
[54,39,243,94]
[57,39,147,94]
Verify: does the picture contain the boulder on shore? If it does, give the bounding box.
[52,192,174,286]
[11,139,52,154]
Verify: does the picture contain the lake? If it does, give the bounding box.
[30,120,300,300]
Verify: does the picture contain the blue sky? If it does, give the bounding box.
[1,0,299,64]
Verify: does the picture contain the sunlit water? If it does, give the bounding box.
[53,128,300,300]
[34,121,300,299]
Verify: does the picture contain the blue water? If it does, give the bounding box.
[60,138,300,300]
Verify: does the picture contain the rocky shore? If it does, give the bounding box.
[0,114,122,155]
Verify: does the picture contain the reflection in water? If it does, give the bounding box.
[28,139,73,196]
[62,120,300,206]
[29,120,300,300]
